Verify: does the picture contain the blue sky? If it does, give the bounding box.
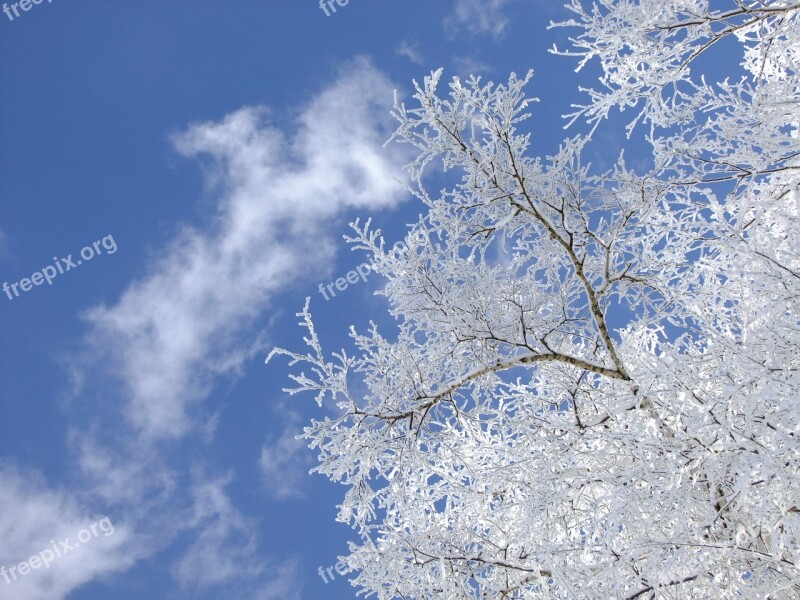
[0,2,609,598]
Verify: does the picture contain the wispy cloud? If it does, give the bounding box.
[79,57,410,441]
[171,472,304,598]
[0,464,137,600]
[453,55,492,78]
[446,0,515,38]
[0,227,9,260]
[42,58,413,598]
[396,39,424,65]
[259,407,313,500]
[171,473,262,590]
[251,560,303,600]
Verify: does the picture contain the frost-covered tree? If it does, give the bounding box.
[268,1,800,597]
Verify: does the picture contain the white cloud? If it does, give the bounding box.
[171,473,302,598]
[453,55,491,78]
[171,473,262,590]
[251,560,303,600]
[80,57,411,441]
[0,227,9,260]
[446,0,515,38]
[259,408,313,500]
[0,464,137,600]
[396,39,424,65]
[37,58,413,598]
[70,431,177,508]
